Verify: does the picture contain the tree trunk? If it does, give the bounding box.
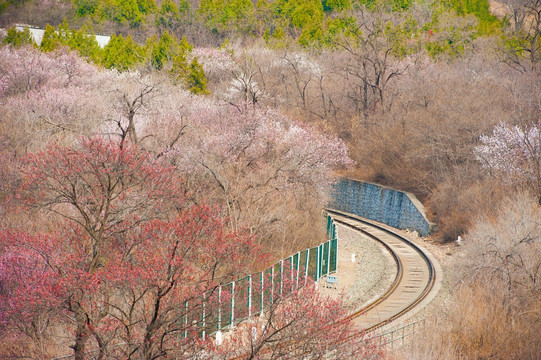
[72,319,87,360]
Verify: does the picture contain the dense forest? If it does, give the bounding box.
[0,0,540,358]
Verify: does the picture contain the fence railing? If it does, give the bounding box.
[51,216,338,359]
[370,319,426,349]
[191,215,338,337]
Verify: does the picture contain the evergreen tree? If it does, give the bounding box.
[156,0,180,29]
[186,58,209,95]
[198,0,254,33]
[65,24,102,63]
[102,34,144,70]
[75,0,100,16]
[40,24,60,52]
[147,31,177,70]
[3,27,35,48]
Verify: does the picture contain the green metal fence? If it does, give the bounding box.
[188,215,338,336]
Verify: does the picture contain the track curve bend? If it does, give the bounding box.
[327,209,438,333]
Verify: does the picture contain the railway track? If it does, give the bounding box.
[51,208,437,360]
[326,209,437,334]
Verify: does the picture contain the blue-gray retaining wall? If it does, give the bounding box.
[330,178,435,237]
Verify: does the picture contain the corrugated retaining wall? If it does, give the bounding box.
[331,178,435,237]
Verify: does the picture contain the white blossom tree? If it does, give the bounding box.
[171,102,353,256]
[475,122,541,203]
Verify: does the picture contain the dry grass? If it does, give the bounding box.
[393,282,541,360]
[392,193,541,360]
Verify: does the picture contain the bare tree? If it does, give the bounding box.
[335,8,407,121]
[500,0,536,33]
[500,0,541,73]
[463,192,541,292]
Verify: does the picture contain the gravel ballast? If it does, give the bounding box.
[319,223,397,309]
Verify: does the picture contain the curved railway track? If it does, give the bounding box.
[326,209,437,334]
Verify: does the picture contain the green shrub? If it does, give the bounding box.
[3,27,35,48]
[102,34,144,70]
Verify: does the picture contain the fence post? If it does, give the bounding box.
[231,282,235,327]
[248,275,252,318]
[304,249,310,285]
[202,294,206,339]
[296,252,300,288]
[320,244,324,279]
[184,301,188,338]
[270,266,274,304]
[327,241,331,276]
[333,239,338,273]
[316,245,321,282]
[260,271,264,314]
[279,260,283,296]
[218,286,221,331]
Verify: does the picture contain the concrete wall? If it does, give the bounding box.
[13,25,111,48]
[330,178,435,237]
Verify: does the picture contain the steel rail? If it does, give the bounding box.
[228,209,436,359]
[326,208,436,334]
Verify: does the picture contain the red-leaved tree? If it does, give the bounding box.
[1,137,264,359]
[19,137,185,272]
[218,281,384,360]
[0,207,262,359]
[1,136,374,360]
